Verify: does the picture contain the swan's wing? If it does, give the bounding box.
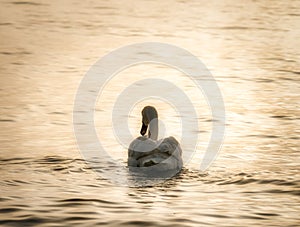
[159,137,182,156]
[128,137,157,159]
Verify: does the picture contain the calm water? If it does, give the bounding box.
[0,0,299,226]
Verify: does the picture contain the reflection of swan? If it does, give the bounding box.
[128,106,183,171]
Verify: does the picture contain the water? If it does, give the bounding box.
[0,0,299,226]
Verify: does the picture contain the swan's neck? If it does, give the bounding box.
[142,106,158,140]
[148,118,158,140]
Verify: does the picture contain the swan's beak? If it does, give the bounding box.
[140,122,148,136]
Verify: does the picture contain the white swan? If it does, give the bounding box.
[128,106,183,172]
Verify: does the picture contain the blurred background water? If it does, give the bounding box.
[0,0,299,226]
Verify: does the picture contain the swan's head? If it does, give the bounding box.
[140,106,158,139]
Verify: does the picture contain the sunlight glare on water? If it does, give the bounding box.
[0,0,299,226]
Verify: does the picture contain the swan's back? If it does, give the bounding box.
[128,136,183,171]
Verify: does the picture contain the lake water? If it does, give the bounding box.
[0,0,299,226]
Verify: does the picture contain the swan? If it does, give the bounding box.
[128,106,183,172]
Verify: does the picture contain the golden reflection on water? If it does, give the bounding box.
[0,0,299,226]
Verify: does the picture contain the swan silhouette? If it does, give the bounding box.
[128,106,183,172]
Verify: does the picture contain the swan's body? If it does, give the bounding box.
[128,106,183,172]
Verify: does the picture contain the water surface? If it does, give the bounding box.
[0,0,299,226]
